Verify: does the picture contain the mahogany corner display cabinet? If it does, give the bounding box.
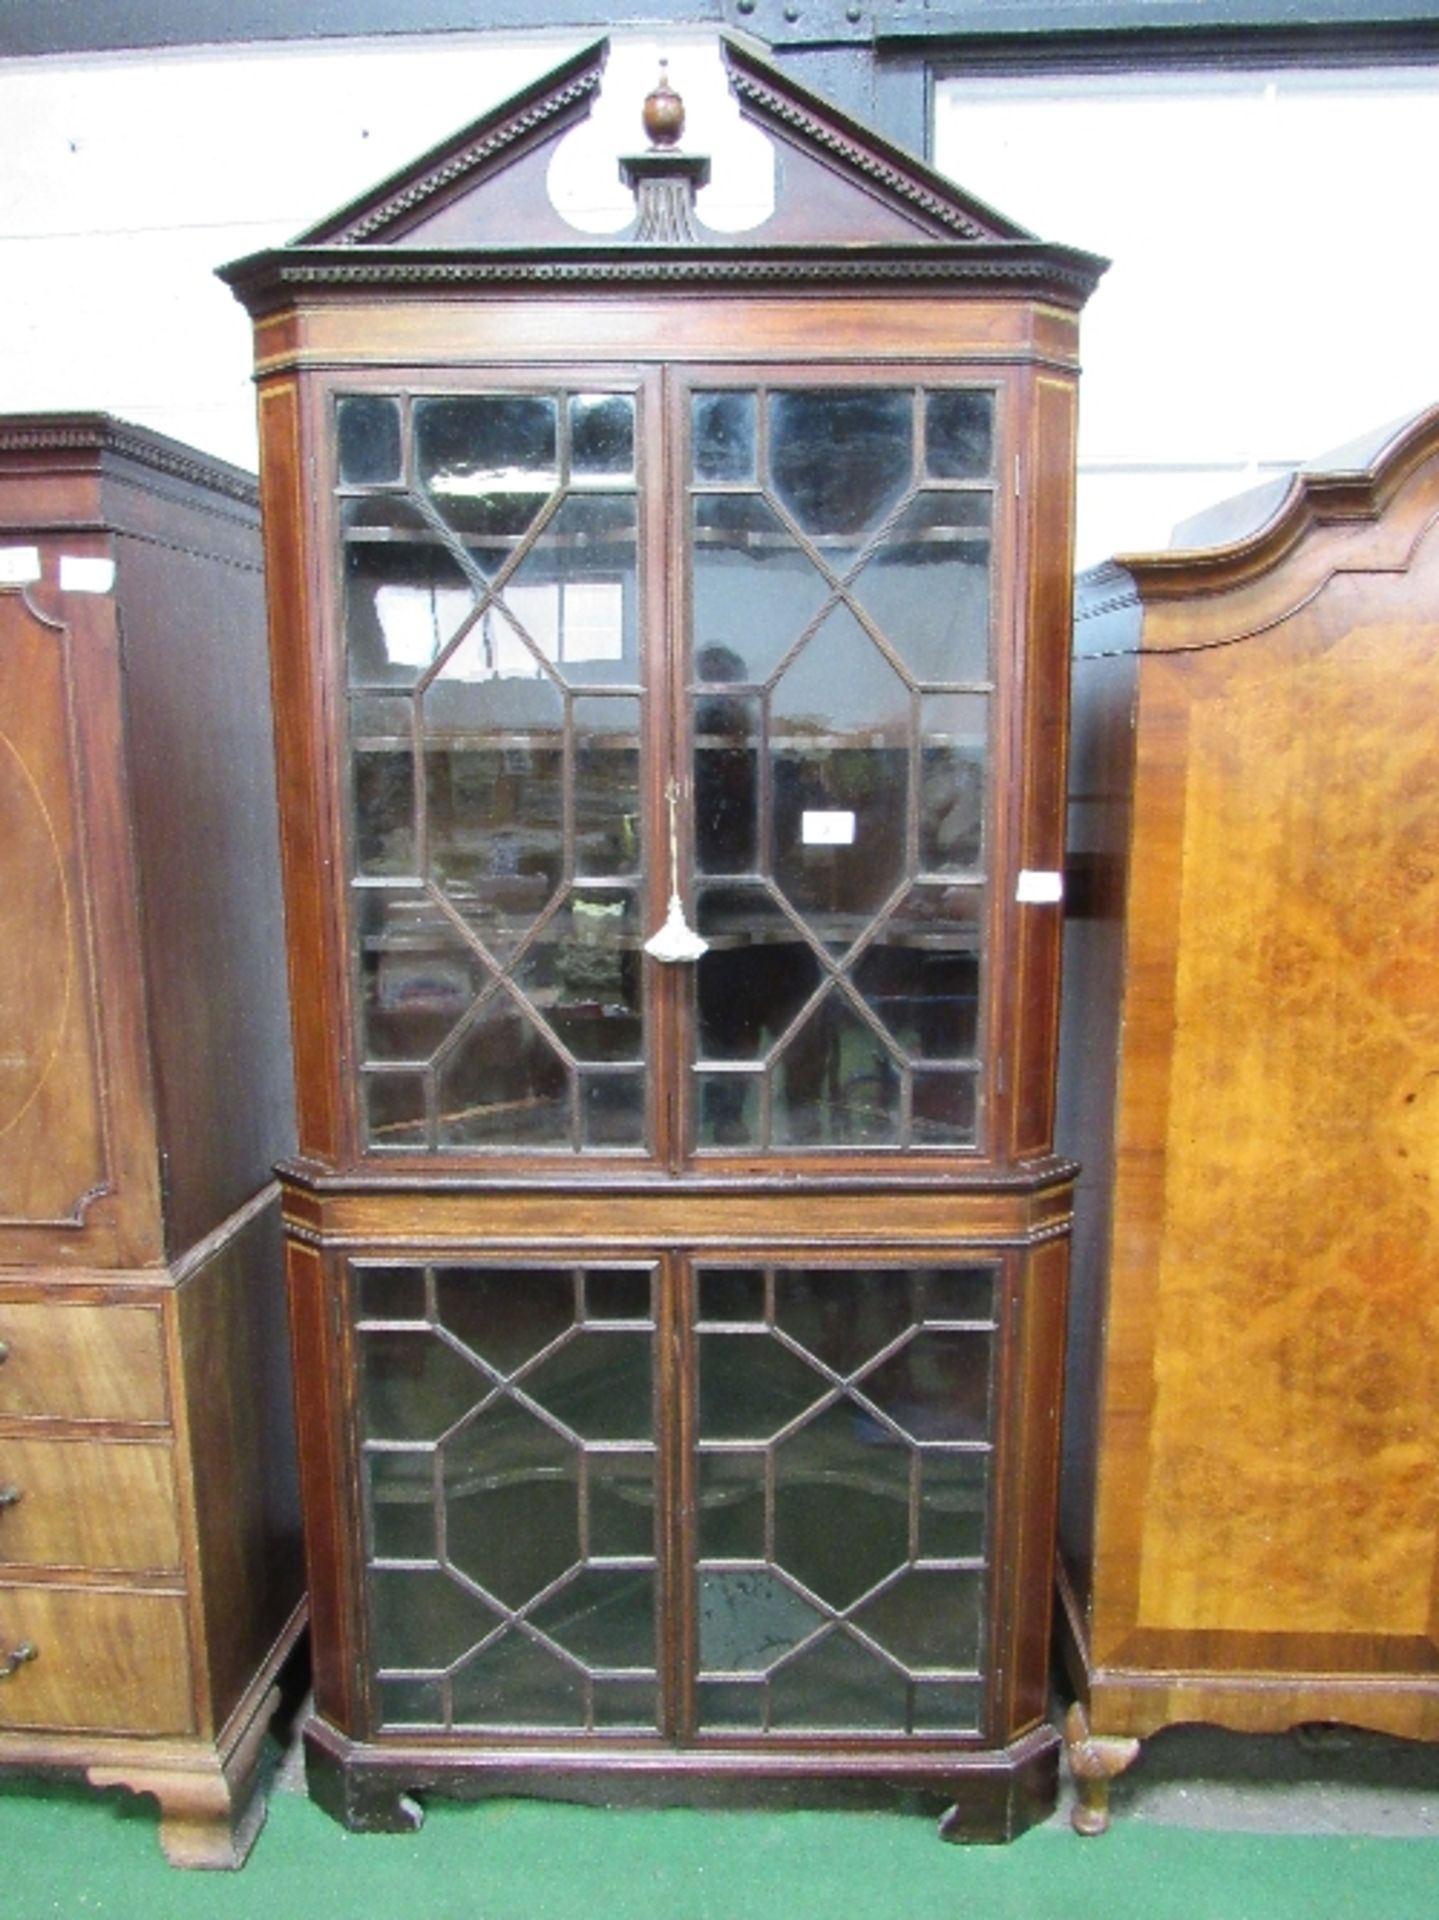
[222,37,1105,1842]
[0,416,303,1866]
[1056,403,1439,1835]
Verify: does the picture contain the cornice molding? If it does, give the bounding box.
[0,416,258,507]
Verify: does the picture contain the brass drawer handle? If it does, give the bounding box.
[0,1485,20,1511]
[0,1640,36,1679]
[0,1341,9,1364]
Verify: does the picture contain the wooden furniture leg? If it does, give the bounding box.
[1063,1701,1140,1837]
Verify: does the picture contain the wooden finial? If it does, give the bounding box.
[642,60,685,149]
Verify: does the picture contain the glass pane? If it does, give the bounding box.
[436,996,571,1149]
[696,886,820,1062]
[851,493,992,686]
[774,1267,915,1378]
[699,1331,825,1442]
[913,1069,979,1146]
[694,1071,762,1152]
[697,1268,766,1325]
[371,1566,498,1669]
[692,390,756,483]
[356,889,488,1064]
[444,1404,580,1606]
[586,1452,656,1557]
[767,1631,910,1730]
[504,494,638,687]
[570,393,635,478]
[861,1329,992,1443]
[366,1448,436,1562]
[345,515,474,688]
[852,889,983,1064]
[696,1451,767,1559]
[452,1635,585,1729]
[350,694,415,877]
[851,1567,984,1672]
[357,1266,428,1321]
[581,1072,646,1149]
[698,1569,823,1673]
[774,1399,910,1607]
[694,684,760,877]
[359,1327,488,1444]
[691,495,831,685]
[363,1071,428,1151]
[512,893,642,1064]
[574,696,641,878]
[415,393,558,544]
[925,389,994,481]
[917,1450,989,1560]
[768,388,912,542]
[338,394,403,487]
[434,1266,574,1375]
[770,607,909,937]
[921,693,987,873]
[584,1269,653,1321]
[772,992,901,1148]
[522,1330,655,1443]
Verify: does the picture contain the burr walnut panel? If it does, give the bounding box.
[1059,402,1439,1761]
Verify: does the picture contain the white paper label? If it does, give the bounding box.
[0,546,41,585]
[60,555,116,595]
[802,810,856,847]
[1016,868,1064,904]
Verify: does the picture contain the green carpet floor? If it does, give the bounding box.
[1,1778,1437,1920]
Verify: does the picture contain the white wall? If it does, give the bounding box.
[1,33,1433,564]
[935,65,1439,562]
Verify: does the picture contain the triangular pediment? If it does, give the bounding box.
[290,35,1031,253]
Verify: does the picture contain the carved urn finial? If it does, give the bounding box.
[642,61,685,149]
[619,57,711,245]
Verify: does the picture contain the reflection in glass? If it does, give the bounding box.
[696,887,819,1061]
[925,389,994,481]
[512,893,643,1064]
[769,388,912,540]
[770,608,909,935]
[772,991,901,1147]
[692,495,830,684]
[345,521,474,687]
[693,1263,995,1734]
[570,393,635,477]
[852,888,983,1063]
[574,696,641,879]
[692,390,757,483]
[581,1073,646,1150]
[351,694,415,876]
[415,393,558,543]
[505,494,637,685]
[851,492,992,686]
[436,996,570,1148]
[920,694,987,873]
[912,1069,979,1146]
[338,394,403,486]
[357,889,488,1064]
[363,1070,428,1151]
[694,673,760,877]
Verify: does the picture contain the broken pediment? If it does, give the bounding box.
[289,35,1033,254]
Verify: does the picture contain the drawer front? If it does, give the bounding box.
[0,1437,180,1573]
[0,1584,192,1734]
[0,1301,168,1424]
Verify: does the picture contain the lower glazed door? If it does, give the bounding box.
[353,1251,1001,1747]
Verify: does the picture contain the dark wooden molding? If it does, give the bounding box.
[296,40,609,246]
[0,415,258,511]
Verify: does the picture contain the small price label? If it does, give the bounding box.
[0,546,41,585]
[802,810,856,847]
[1016,869,1064,904]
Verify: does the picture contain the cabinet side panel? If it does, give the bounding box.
[258,380,345,1163]
[0,592,107,1228]
[115,526,295,1258]
[176,1193,303,1733]
[1055,627,1139,1619]
[1009,374,1078,1161]
[1101,525,1439,1669]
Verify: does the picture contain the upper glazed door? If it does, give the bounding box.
[334,365,1007,1171]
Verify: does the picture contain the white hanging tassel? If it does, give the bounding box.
[644,778,709,964]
